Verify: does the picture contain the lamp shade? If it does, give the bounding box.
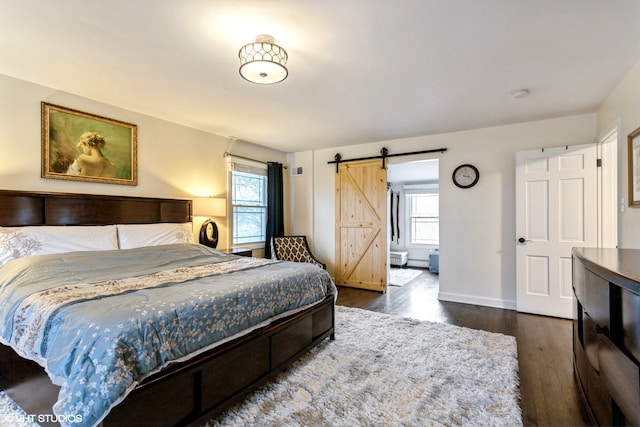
[193,197,227,217]
[239,34,288,84]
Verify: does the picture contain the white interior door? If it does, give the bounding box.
[516,144,597,318]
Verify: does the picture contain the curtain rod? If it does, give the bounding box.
[223,152,288,169]
[327,147,447,173]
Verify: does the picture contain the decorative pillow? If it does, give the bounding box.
[116,223,194,249]
[0,225,119,267]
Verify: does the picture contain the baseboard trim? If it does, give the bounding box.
[438,291,516,310]
[407,260,429,269]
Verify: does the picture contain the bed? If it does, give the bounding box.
[0,190,336,427]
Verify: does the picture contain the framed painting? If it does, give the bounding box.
[41,102,137,185]
[629,126,640,207]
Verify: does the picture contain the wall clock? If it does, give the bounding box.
[199,219,219,248]
[452,164,479,189]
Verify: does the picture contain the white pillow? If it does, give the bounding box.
[0,225,119,267]
[117,223,194,249]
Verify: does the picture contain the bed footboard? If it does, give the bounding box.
[107,296,335,426]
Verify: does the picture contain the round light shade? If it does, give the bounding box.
[239,35,288,84]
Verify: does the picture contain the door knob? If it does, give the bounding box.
[518,237,526,243]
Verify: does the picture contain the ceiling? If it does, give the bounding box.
[2,1,640,153]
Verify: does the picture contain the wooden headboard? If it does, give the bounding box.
[0,190,192,227]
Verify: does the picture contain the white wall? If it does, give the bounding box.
[3,72,620,308]
[286,151,315,239]
[293,114,596,309]
[597,59,640,249]
[0,74,288,250]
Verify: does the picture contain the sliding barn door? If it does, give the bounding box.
[335,160,387,292]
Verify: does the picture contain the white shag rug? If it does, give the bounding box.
[210,306,521,426]
[389,267,423,286]
[0,306,522,427]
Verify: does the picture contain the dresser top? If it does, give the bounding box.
[573,247,640,295]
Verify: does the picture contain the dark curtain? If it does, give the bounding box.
[264,162,284,258]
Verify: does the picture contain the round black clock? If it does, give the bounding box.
[452,164,479,188]
[199,219,219,248]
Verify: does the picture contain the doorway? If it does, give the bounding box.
[387,159,440,290]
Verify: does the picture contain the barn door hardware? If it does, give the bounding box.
[328,147,447,173]
[380,147,389,169]
[333,153,342,173]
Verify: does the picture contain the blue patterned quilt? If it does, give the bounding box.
[0,243,336,427]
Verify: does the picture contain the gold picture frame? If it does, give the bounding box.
[629,126,640,207]
[41,102,137,185]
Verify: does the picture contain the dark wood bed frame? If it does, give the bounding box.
[0,190,335,427]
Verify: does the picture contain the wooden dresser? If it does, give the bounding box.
[572,248,640,426]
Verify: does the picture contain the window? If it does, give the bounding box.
[407,191,439,245]
[228,158,267,246]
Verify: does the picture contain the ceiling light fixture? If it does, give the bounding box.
[238,34,288,84]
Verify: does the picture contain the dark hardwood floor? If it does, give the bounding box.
[336,268,593,427]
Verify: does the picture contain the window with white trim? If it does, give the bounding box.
[228,158,267,246]
[406,189,439,245]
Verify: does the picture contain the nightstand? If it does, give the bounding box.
[219,248,253,257]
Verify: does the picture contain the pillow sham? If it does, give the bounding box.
[116,223,194,249]
[0,225,119,267]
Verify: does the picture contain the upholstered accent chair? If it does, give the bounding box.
[271,236,326,269]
